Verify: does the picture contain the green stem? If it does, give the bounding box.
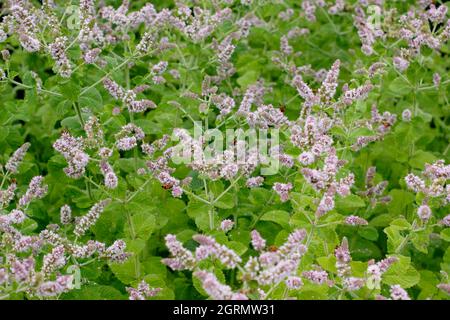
[395,220,417,254]
[208,206,215,231]
[124,204,140,278]
[212,174,243,205]
[73,102,85,128]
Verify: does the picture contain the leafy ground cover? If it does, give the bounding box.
[0,0,449,300]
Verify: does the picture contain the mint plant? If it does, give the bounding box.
[0,0,449,300]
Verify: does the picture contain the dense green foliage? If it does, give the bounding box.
[0,0,449,300]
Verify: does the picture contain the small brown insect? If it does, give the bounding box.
[268,245,278,252]
[240,289,251,295]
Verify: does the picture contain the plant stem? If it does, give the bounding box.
[72,101,85,127]
[208,206,215,231]
[124,204,140,279]
[212,174,243,205]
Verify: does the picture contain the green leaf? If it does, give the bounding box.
[213,193,235,209]
[109,258,140,285]
[411,230,429,254]
[358,226,379,241]
[350,238,382,261]
[417,270,439,300]
[335,195,365,212]
[142,257,169,278]
[297,288,328,300]
[56,99,72,116]
[408,150,437,170]
[369,214,393,227]
[195,212,219,232]
[249,188,271,205]
[126,238,146,255]
[383,255,420,288]
[226,241,248,256]
[78,87,103,111]
[387,190,415,216]
[441,247,450,275]
[92,203,125,243]
[20,218,38,234]
[124,212,156,240]
[63,285,125,300]
[140,275,175,300]
[186,199,208,218]
[290,193,314,211]
[390,217,412,230]
[388,77,411,95]
[317,255,337,273]
[260,210,290,229]
[384,225,406,253]
[117,158,146,173]
[237,70,259,88]
[60,82,81,101]
[440,229,450,242]
[61,115,82,130]
[350,261,367,277]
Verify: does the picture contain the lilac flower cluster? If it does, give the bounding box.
[161,234,196,271]
[192,234,242,269]
[60,205,72,225]
[162,229,309,299]
[219,219,234,232]
[344,215,369,226]
[353,105,397,151]
[0,161,128,299]
[0,254,73,298]
[115,123,145,151]
[390,285,411,300]
[250,230,266,252]
[53,132,89,179]
[335,237,351,277]
[302,269,331,285]
[126,280,160,300]
[99,160,118,189]
[246,176,264,188]
[74,200,110,237]
[168,128,267,182]
[273,182,293,203]
[247,229,308,287]
[312,240,399,294]
[84,116,104,148]
[0,0,448,301]
[140,135,187,197]
[194,270,248,300]
[7,2,42,53]
[48,37,72,78]
[68,239,128,263]
[290,115,334,164]
[103,78,157,113]
[405,160,450,223]
[357,166,391,207]
[333,238,365,291]
[301,149,355,217]
[18,176,48,208]
[291,60,373,113]
[366,256,398,289]
[5,143,30,174]
[352,2,450,70]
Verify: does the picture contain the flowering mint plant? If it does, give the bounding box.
[0,0,449,300]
